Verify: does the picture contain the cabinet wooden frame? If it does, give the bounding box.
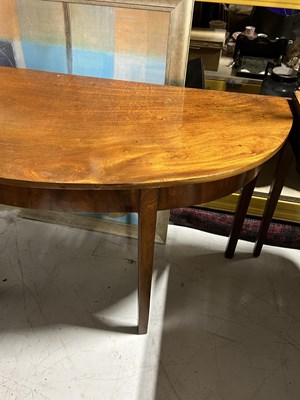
[195,0,300,10]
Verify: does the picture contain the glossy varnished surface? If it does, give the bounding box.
[0,67,292,189]
[0,66,294,336]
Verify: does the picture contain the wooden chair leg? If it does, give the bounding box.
[138,189,158,334]
[225,175,259,258]
[253,141,294,257]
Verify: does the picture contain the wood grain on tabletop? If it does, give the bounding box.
[0,66,293,189]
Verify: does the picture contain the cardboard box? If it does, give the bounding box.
[189,28,226,71]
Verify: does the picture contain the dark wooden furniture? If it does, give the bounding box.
[0,67,293,333]
[254,92,299,256]
[226,92,299,258]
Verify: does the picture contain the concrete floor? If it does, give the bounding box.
[0,208,300,400]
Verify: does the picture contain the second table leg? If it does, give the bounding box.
[225,175,258,258]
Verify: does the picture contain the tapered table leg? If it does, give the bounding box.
[253,141,294,257]
[225,175,259,258]
[138,189,158,334]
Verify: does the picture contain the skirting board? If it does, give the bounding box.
[0,205,169,245]
[202,193,300,224]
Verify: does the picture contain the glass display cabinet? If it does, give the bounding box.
[194,0,300,223]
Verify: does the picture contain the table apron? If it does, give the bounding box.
[158,168,260,210]
[0,167,260,214]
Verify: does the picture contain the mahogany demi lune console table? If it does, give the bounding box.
[0,67,293,334]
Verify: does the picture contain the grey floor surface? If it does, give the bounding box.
[0,209,300,400]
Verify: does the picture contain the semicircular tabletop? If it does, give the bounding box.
[0,66,293,189]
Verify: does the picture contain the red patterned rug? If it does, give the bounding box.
[169,207,300,250]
